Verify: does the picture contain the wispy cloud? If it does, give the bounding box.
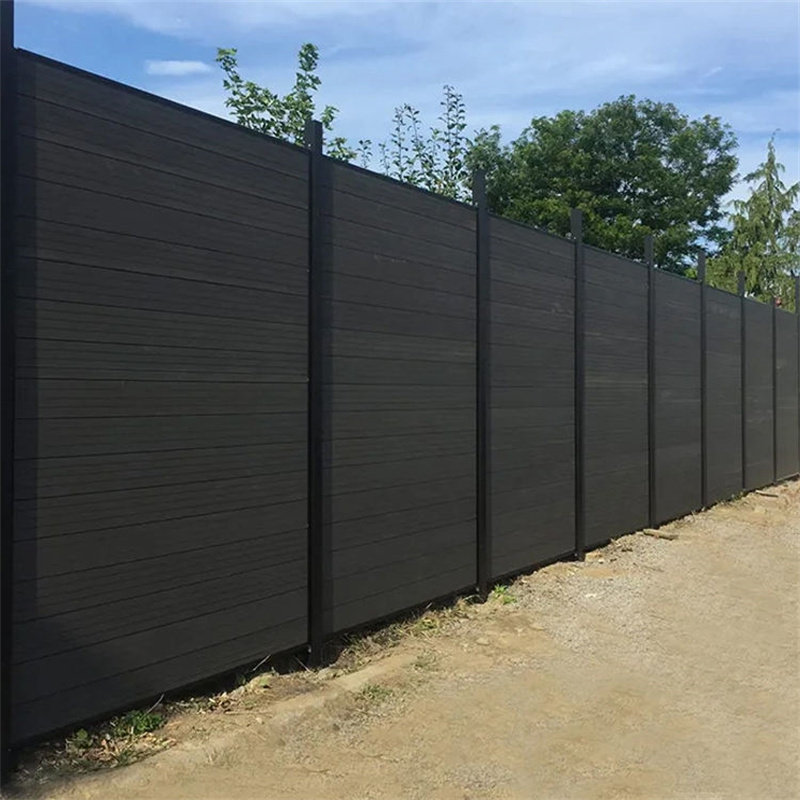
[145,59,211,77]
[18,0,800,202]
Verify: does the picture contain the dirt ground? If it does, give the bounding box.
[14,481,800,800]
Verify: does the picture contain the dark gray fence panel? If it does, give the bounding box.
[744,299,775,489]
[653,272,702,523]
[489,218,574,577]
[705,287,743,504]
[11,52,309,743]
[323,161,477,634]
[775,309,799,480]
[584,248,649,547]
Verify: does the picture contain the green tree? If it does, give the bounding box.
[379,86,473,202]
[216,44,369,162]
[476,96,738,272]
[708,138,800,308]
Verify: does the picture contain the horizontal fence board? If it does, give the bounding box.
[17,176,306,265]
[13,503,306,581]
[17,51,308,179]
[12,614,306,744]
[328,500,475,561]
[327,159,474,230]
[12,589,307,718]
[17,95,307,209]
[328,243,476,295]
[15,443,305,499]
[15,470,307,540]
[330,543,475,608]
[16,217,307,289]
[13,526,306,623]
[18,136,307,240]
[328,564,475,634]
[15,413,306,460]
[14,554,307,663]
[16,379,306,419]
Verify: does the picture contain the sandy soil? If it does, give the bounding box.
[13,480,800,800]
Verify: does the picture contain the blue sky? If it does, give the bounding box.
[15,0,800,202]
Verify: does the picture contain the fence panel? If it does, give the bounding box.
[584,248,649,547]
[10,52,310,743]
[775,309,800,480]
[489,218,575,578]
[744,299,775,489]
[705,287,743,504]
[653,273,702,523]
[322,161,477,635]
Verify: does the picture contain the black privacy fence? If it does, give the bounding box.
[0,44,798,757]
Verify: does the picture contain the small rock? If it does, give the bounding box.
[254,716,264,725]
[476,637,490,646]
[643,528,679,540]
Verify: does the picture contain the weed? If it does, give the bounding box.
[109,709,165,738]
[490,585,516,605]
[356,683,394,706]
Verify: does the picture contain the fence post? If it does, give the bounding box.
[739,272,747,491]
[772,295,778,484]
[0,0,16,781]
[305,119,325,665]
[570,209,585,561]
[698,253,708,508]
[474,172,491,597]
[645,234,656,527]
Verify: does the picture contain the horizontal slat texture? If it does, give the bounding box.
[705,287,743,504]
[744,299,775,490]
[322,160,477,634]
[775,310,799,480]
[584,248,649,547]
[489,217,575,577]
[10,52,309,744]
[8,48,794,750]
[654,272,702,523]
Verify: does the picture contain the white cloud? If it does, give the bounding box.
[145,59,211,77]
[22,0,395,38]
[21,0,800,196]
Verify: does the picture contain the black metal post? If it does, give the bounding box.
[305,119,325,665]
[645,235,656,526]
[772,295,778,483]
[698,253,708,507]
[739,272,747,490]
[0,0,16,782]
[570,209,585,561]
[474,171,491,597]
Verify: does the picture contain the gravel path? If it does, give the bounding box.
[18,480,800,800]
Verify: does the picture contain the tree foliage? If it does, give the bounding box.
[708,138,800,308]
[475,97,738,272]
[378,86,473,202]
[215,44,369,162]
